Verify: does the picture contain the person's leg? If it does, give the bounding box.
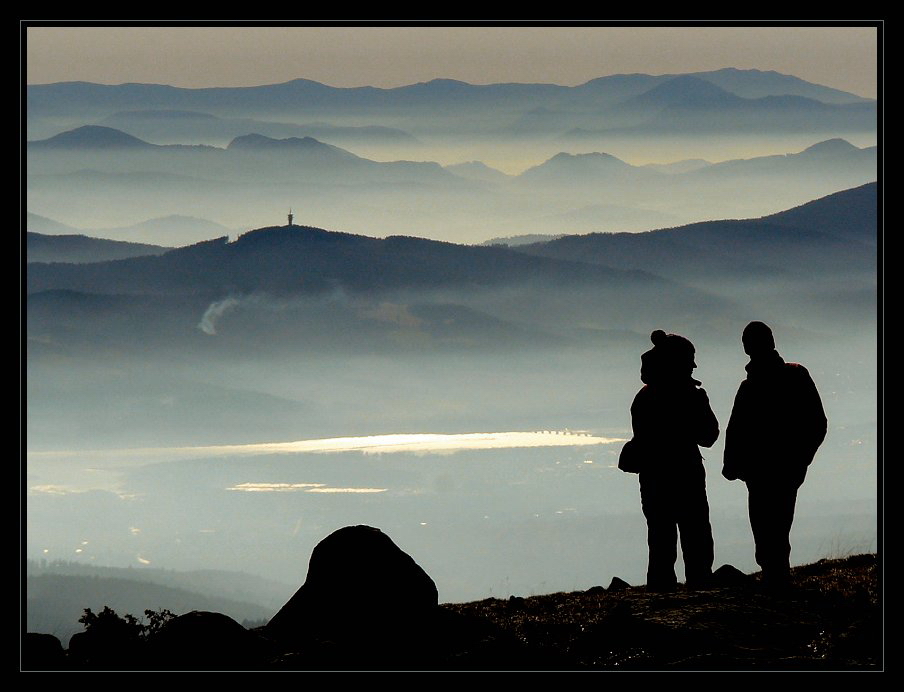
[678,468,715,587]
[641,477,678,590]
[748,482,798,585]
[645,515,678,590]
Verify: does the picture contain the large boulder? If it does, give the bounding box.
[713,564,750,587]
[22,633,66,670]
[265,525,439,645]
[147,610,272,669]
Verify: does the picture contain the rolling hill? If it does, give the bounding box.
[25,183,877,361]
[27,232,169,264]
[28,70,873,126]
[96,109,419,147]
[27,127,464,187]
[514,183,877,282]
[27,571,278,647]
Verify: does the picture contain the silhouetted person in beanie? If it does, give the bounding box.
[626,330,720,591]
[723,321,827,588]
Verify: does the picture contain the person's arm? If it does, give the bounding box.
[695,388,720,449]
[796,366,828,464]
[629,387,651,438]
[722,383,747,481]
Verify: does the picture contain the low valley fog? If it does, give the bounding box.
[25,68,878,635]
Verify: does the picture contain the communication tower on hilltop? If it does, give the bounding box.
[287,208,294,226]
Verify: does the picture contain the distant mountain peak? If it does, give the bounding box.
[707,67,778,77]
[692,68,871,104]
[232,223,358,247]
[278,77,330,87]
[226,133,356,159]
[549,151,622,163]
[421,78,471,87]
[517,151,637,183]
[627,76,738,108]
[31,125,153,149]
[228,133,318,148]
[800,138,859,156]
[26,212,80,234]
[129,215,231,232]
[535,151,631,171]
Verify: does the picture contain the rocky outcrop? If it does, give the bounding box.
[265,525,439,650]
[607,576,632,592]
[22,633,66,670]
[147,610,274,669]
[713,563,751,587]
[23,534,879,670]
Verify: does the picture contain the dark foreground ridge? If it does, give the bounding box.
[24,526,880,671]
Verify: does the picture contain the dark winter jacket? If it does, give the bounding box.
[630,379,720,475]
[722,350,828,484]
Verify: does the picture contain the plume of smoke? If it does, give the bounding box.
[198,297,240,335]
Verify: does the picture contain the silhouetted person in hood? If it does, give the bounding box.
[625,330,720,591]
[723,321,827,588]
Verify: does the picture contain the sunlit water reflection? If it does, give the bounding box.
[29,430,620,462]
[27,430,623,493]
[25,425,877,606]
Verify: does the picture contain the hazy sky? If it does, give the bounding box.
[24,24,879,99]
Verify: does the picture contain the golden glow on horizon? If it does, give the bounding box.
[25,26,878,99]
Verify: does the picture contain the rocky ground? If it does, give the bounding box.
[440,553,881,670]
[24,553,880,671]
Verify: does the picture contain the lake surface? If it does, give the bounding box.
[26,425,876,605]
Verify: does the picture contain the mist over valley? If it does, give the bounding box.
[25,69,878,625]
[27,70,876,242]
